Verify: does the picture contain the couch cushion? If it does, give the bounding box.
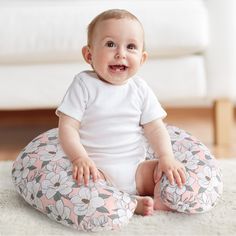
[0,55,206,109]
[138,55,207,104]
[0,0,208,63]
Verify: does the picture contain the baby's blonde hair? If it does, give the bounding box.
[87,9,145,49]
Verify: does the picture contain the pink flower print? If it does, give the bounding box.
[47,200,72,225]
[112,207,132,227]
[176,194,196,213]
[12,156,37,183]
[24,139,41,153]
[42,171,73,199]
[197,192,213,211]
[197,166,218,191]
[71,187,105,216]
[88,215,112,232]
[167,126,189,141]
[38,144,61,162]
[178,151,199,171]
[26,180,43,210]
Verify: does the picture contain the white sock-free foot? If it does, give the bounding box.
[134,196,154,216]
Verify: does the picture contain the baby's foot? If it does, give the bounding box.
[134,196,154,216]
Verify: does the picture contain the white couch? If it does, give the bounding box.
[0,0,235,144]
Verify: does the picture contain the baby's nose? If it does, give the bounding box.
[115,47,126,59]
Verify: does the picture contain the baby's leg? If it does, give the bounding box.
[99,168,153,216]
[134,160,158,216]
[135,160,171,212]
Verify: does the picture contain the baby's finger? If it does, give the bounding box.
[83,168,90,186]
[90,167,98,182]
[173,169,182,188]
[73,166,78,180]
[166,171,175,185]
[77,167,84,184]
[178,168,187,184]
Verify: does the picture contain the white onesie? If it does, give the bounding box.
[56,70,166,194]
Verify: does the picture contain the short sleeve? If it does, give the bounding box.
[56,75,88,121]
[140,81,167,125]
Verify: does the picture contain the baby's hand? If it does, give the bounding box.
[154,157,186,188]
[72,157,100,186]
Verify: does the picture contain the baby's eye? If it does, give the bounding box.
[105,41,116,48]
[127,43,137,50]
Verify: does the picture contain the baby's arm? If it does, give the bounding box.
[143,119,186,187]
[58,112,100,185]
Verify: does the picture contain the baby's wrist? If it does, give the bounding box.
[158,153,174,161]
[70,155,89,163]
[71,155,88,164]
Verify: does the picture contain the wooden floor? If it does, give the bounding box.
[0,108,235,161]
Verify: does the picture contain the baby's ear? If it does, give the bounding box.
[141,51,148,65]
[82,46,92,64]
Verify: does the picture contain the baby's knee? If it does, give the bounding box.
[136,159,158,195]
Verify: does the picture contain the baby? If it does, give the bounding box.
[56,9,186,216]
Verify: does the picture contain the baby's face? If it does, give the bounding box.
[86,18,147,85]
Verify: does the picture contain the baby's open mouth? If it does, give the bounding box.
[109,65,128,71]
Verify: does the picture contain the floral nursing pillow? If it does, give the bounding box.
[159,125,222,213]
[12,126,223,232]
